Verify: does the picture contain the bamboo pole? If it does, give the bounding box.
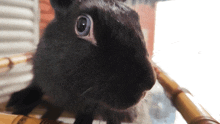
[0,52,33,73]
[153,62,219,124]
[0,113,63,124]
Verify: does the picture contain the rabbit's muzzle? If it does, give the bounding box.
[86,55,156,110]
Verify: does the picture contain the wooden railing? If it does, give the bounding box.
[153,64,219,124]
[0,52,33,73]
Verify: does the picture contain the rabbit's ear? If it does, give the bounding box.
[50,0,75,12]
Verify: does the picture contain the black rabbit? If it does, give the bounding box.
[6,0,156,123]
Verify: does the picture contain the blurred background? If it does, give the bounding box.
[0,0,219,123]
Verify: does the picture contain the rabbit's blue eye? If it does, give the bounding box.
[75,15,91,36]
[75,14,97,45]
[77,17,87,32]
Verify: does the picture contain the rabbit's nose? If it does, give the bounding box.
[147,78,156,90]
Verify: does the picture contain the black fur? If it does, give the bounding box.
[7,0,156,123]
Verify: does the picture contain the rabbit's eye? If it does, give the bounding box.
[76,15,91,36]
[75,14,97,45]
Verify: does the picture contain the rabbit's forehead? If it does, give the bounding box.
[78,0,139,22]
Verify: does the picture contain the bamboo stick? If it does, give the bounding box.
[153,63,219,124]
[0,113,63,124]
[0,52,33,72]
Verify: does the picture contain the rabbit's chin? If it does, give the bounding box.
[97,91,148,111]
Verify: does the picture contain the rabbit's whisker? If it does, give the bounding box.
[80,87,94,97]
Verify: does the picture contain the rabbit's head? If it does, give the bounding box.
[39,0,156,110]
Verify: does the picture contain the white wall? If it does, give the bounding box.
[0,0,39,103]
[153,0,220,123]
